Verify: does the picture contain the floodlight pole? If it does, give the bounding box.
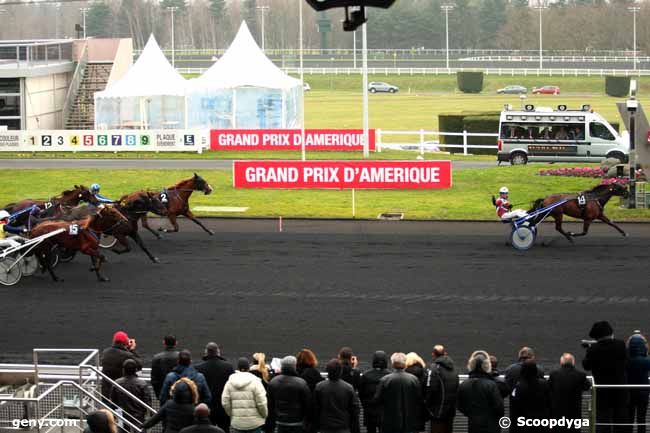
[353,30,357,69]
[362,16,369,159]
[257,6,270,52]
[299,0,305,161]
[80,8,89,39]
[629,6,640,71]
[167,6,178,68]
[533,1,548,70]
[441,5,454,70]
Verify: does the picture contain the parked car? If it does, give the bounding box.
[303,82,311,91]
[497,85,527,95]
[369,82,399,93]
[532,85,560,95]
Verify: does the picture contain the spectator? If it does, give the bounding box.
[314,359,360,433]
[143,378,198,433]
[160,350,212,406]
[296,349,324,392]
[222,357,268,433]
[457,351,504,433]
[268,355,312,433]
[251,353,271,384]
[100,331,142,399]
[510,362,552,433]
[405,352,428,432]
[179,404,226,433]
[488,355,509,399]
[151,335,180,399]
[627,333,650,433]
[373,352,423,433]
[358,351,390,433]
[83,410,117,433]
[196,343,235,431]
[109,359,151,427]
[548,353,591,433]
[554,126,569,140]
[426,345,459,433]
[582,321,628,433]
[338,347,361,390]
[504,347,544,392]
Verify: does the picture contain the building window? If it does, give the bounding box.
[0,78,21,130]
[0,78,20,94]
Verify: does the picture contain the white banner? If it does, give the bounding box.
[0,130,208,153]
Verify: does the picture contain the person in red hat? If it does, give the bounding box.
[100,330,142,400]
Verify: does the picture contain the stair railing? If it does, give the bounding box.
[62,42,89,129]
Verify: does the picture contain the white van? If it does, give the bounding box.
[497,104,628,165]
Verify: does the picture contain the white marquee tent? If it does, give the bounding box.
[94,35,187,129]
[186,21,303,129]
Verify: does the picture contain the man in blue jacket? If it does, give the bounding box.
[160,350,212,406]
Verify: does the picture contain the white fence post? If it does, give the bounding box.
[377,128,382,153]
[463,130,468,156]
[419,129,424,155]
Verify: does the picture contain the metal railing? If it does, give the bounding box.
[459,55,650,63]
[376,129,499,155]
[62,42,89,129]
[0,40,73,68]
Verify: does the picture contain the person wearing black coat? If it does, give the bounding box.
[100,331,142,399]
[548,353,591,433]
[109,359,151,426]
[194,343,234,431]
[338,347,361,391]
[358,351,391,433]
[510,362,552,433]
[582,321,628,433]
[372,352,423,433]
[405,353,428,433]
[151,335,180,399]
[426,346,459,433]
[314,359,360,433]
[296,349,324,393]
[626,334,650,433]
[268,356,312,433]
[457,351,504,433]
[179,404,225,433]
[142,379,197,433]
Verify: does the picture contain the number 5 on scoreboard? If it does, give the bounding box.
[83,135,94,146]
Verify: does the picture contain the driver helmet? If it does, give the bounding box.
[499,186,509,197]
[0,210,10,222]
[90,183,101,194]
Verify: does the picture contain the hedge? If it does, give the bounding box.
[456,72,484,93]
[605,76,631,97]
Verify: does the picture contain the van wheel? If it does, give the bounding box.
[510,152,528,165]
[607,152,627,164]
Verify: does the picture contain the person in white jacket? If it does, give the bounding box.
[221,357,268,433]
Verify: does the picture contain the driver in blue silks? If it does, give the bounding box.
[90,184,115,204]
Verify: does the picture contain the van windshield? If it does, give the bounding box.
[500,123,585,140]
[589,122,615,141]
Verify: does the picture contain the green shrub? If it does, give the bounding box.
[457,72,484,93]
[438,111,499,151]
[462,116,500,155]
[605,76,631,97]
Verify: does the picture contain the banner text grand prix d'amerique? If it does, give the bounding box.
[233,160,452,189]
[211,129,376,151]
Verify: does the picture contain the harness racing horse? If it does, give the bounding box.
[530,183,629,243]
[3,185,98,226]
[141,173,214,236]
[30,205,129,282]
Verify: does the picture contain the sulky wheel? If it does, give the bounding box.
[99,235,118,249]
[20,255,39,277]
[510,226,536,251]
[0,258,22,286]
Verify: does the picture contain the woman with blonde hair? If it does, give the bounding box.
[142,378,197,433]
[405,352,428,432]
[250,352,270,383]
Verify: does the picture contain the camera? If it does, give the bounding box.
[581,339,597,349]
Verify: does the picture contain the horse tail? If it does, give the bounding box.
[529,198,545,213]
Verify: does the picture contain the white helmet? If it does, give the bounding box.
[0,210,10,221]
[499,186,509,194]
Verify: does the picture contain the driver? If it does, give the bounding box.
[0,210,27,249]
[90,183,115,204]
[495,186,528,220]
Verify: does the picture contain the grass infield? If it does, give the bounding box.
[3,165,649,221]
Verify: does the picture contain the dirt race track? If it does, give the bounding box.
[1,219,648,370]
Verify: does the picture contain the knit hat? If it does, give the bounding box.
[589,321,614,340]
[113,331,129,345]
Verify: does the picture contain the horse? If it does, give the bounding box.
[29,205,129,282]
[3,185,98,226]
[530,182,629,243]
[141,173,214,236]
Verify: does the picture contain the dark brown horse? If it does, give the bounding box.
[3,185,98,226]
[30,205,129,282]
[530,183,629,243]
[141,173,214,236]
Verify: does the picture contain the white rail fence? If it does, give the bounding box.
[376,129,499,155]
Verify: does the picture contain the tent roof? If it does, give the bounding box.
[192,21,300,90]
[96,34,186,98]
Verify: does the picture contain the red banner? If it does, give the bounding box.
[233,160,452,189]
[211,129,376,151]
